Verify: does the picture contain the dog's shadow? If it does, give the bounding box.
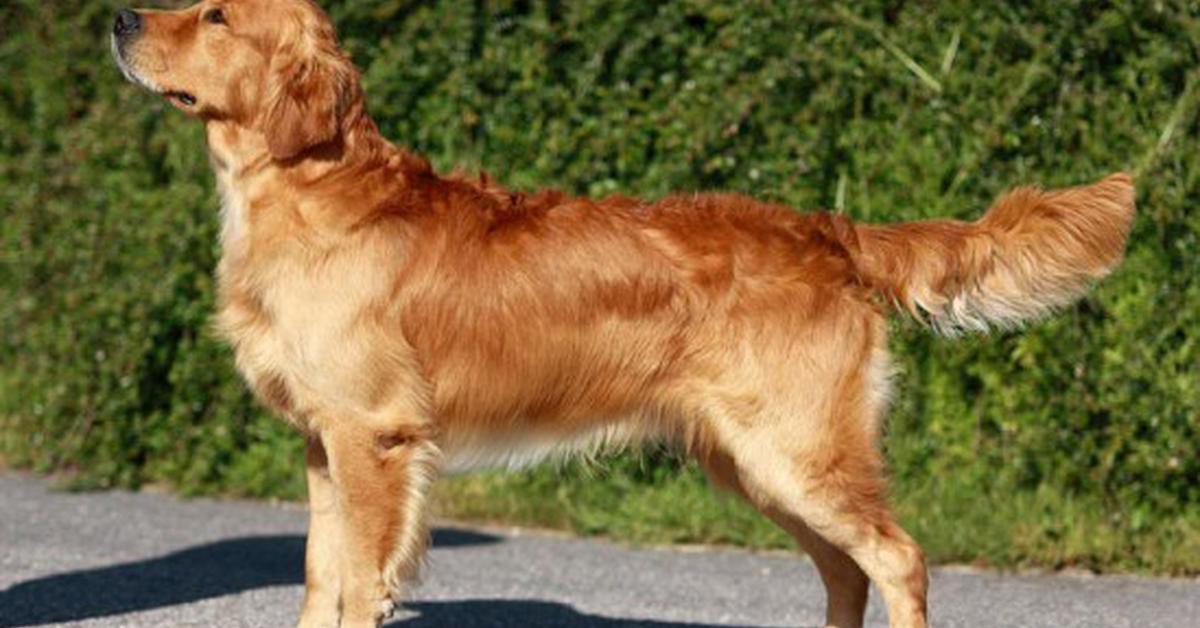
[0,529,773,628]
[391,600,773,627]
[0,528,491,627]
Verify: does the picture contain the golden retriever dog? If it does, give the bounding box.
[111,1,1135,626]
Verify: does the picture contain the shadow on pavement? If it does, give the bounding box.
[392,599,789,627]
[0,527,499,627]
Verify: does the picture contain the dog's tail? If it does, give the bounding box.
[850,173,1135,335]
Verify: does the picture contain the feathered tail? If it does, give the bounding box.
[851,173,1136,334]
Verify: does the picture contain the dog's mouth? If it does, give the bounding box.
[164,90,197,107]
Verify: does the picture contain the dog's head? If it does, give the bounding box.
[111,0,360,159]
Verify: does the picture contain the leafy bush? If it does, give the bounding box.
[2,0,1196,572]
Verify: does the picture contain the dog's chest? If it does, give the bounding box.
[219,180,250,251]
[213,183,378,424]
[217,259,376,426]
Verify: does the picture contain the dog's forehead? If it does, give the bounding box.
[239,0,329,20]
[183,0,336,47]
[174,0,327,24]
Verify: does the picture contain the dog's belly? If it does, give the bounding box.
[439,420,652,474]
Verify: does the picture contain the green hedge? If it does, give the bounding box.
[2,0,1197,572]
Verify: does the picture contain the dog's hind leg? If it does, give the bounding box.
[321,421,440,628]
[691,315,927,628]
[699,416,927,628]
[698,448,870,628]
[297,438,343,628]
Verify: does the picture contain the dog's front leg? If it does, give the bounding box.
[297,438,342,628]
[322,421,439,628]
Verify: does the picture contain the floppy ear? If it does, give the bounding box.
[262,48,353,160]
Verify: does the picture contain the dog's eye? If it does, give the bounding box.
[203,8,226,25]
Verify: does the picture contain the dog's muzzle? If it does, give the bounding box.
[110,8,158,94]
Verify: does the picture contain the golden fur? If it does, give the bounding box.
[111,2,1136,627]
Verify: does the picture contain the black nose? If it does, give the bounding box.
[113,9,141,38]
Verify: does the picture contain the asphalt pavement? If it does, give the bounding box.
[1,471,1196,627]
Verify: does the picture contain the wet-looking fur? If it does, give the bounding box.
[111,2,1135,627]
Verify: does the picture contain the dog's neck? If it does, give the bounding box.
[203,114,415,262]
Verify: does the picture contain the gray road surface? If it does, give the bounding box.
[0,472,1196,627]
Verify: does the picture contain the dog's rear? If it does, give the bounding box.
[851,173,1135,334]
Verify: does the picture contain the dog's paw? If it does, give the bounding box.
[379,597,396,619]
[294,613,339,628]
